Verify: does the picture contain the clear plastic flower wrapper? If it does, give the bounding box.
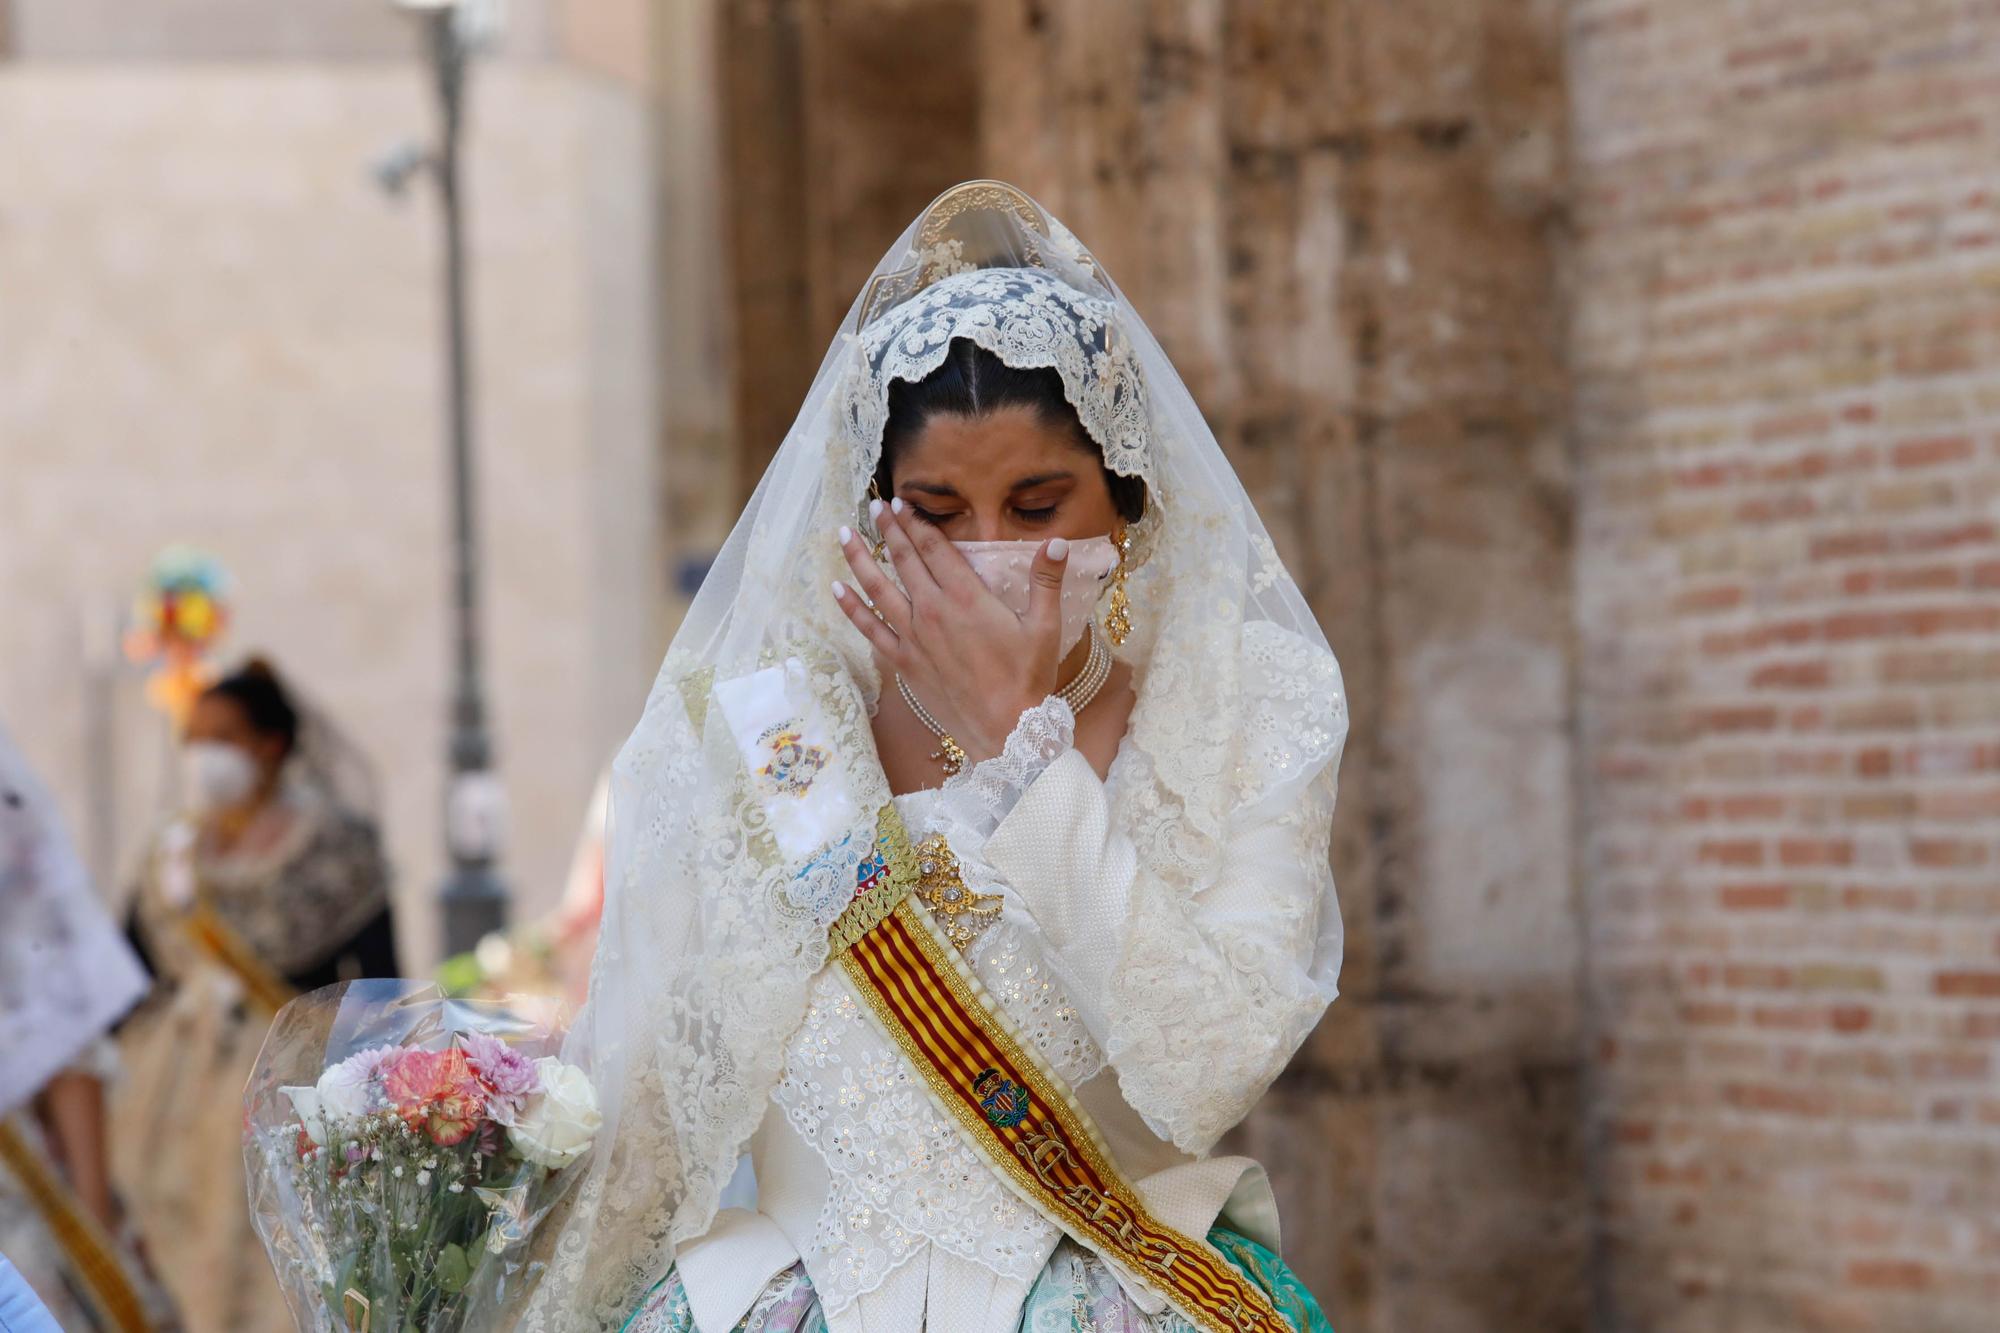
[244,980,601,1332]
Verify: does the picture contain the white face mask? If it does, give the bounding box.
[182,741,260,813]
[954,535,1120,657]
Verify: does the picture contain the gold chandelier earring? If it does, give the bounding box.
[1104,526,1135,646]
[863,477,889,562]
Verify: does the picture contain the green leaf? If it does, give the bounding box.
[434,1242,473,1296]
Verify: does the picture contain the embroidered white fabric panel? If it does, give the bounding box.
[712,659,859,862]
[768,712,1106,1316]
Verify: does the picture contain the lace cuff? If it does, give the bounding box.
[927,696,1076,844]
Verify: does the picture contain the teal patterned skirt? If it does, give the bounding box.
[623,1227,1334,1333]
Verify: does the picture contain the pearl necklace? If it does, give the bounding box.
[898,620,1113,777]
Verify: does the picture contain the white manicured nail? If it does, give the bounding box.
[868,498,884,520]
[838,525,853,544]
[1047,537,1069,559]
[831,580,847,599]
[890,496,905,514]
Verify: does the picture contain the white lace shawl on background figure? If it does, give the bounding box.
[512,181,1349,1331]
[0,720,149,1118]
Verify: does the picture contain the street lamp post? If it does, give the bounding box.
[387,0,509,958]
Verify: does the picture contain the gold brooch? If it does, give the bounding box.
[913,834,1001,952]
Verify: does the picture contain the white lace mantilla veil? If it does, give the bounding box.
[511,181,1348,1330]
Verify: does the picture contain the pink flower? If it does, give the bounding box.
[382,1048,488,1147]
[459,1032,539,1126]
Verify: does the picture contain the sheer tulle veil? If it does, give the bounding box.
[511,182,1348,1330]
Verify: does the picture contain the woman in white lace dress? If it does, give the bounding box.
[508,182,1346,1333]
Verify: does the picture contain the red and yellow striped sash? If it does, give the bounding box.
[0,1121,154,1332]
[830,811,1285,1333]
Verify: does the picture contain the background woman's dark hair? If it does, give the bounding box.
[875,340,1147,524]
[203,656,300,755]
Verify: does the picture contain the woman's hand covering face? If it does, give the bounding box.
[832,499,1071,764]
[830,402,1125,764]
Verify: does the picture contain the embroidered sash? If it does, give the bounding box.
[0,1120,154,1332]
[181,900,299,1016]
[705,660,1282,1330]
[828,805,1286,1333]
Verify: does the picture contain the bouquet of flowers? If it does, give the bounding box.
[245,981,601,1332]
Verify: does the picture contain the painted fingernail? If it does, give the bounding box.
[890,496,905,514]
[838,525,853,545]
[869,498,884,520]
[831,580,847,599]
[1047,537,1069,560]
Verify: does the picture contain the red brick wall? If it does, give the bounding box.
[1571,2,2000,1328]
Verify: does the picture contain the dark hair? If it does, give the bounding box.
[202,656,300,755]
[875,340,1147,524]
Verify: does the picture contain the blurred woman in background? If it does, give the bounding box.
[116,657,397,1332]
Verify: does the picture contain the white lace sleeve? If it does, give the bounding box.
[925,695,1076,843]
[980,635,1344,1155]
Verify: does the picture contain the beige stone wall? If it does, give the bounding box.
[0,60,659,968]
[4,0,560,61]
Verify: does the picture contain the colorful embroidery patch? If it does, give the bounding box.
[756,723,828,797]
[854,843,889,899]
[973,1067,1031,1129]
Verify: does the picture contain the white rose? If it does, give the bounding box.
[505,1057,601,1169]
[283,1086,329,1146]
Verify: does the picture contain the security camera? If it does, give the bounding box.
[371,141,433,197]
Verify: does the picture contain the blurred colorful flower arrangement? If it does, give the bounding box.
[123,545,233,727]
[246,985,598,1331]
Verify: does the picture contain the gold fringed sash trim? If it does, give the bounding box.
[0,1121,153,1332]
[182,901,298,1016]
[829,812,1285,1333]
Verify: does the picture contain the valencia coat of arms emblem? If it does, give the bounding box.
[973,1067,1031,1129]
